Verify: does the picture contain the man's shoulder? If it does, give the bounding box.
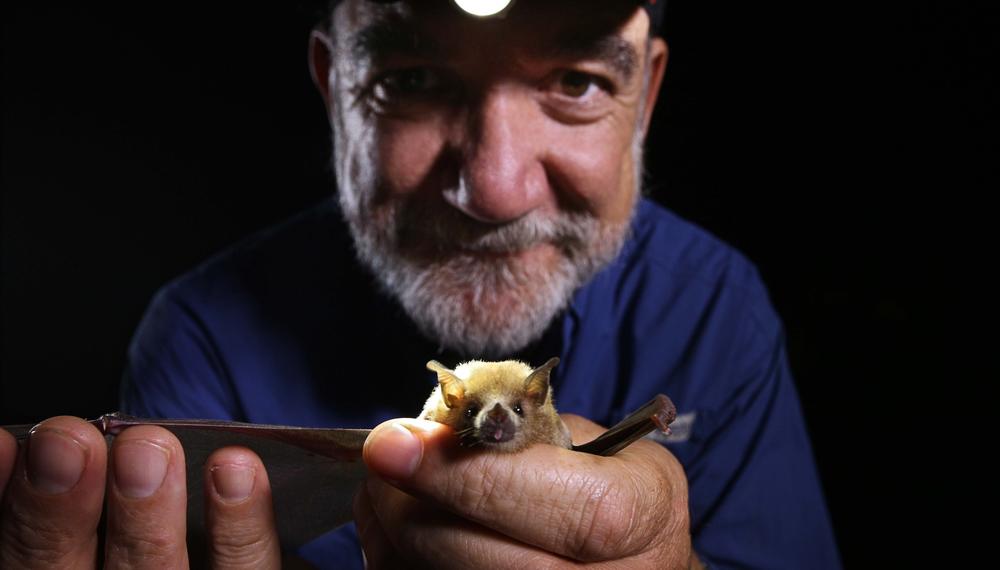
[572,198,785,363]
[123,198,359,420]
[579,198,785,383]
[560,199,789,431]
[619,199,771,313]
[158,198,352,306]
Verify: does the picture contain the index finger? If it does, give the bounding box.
[363,416,687,562]
[0,416,108,569]
[103,425,189,568]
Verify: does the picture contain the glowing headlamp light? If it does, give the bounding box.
[452,0,514,17]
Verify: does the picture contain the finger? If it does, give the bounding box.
[0,429,16,504]
[363,416,687,562]
[362,476,565,570]
[203,446,280,570]
[0,416,107,569]
[353,480,420,570]
[104,425,189,569]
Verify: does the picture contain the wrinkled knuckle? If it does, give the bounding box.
[470,469,501,516]
[2,504,82,566]
[567,480,637,562]
[647,458,688,527]
[636,461,691,559]
[106,531,179,565]
[212,530,277,567]
[453,455,511,518]
[555,466,666,564]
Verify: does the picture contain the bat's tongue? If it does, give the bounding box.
[481,414,514,443]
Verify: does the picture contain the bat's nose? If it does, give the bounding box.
[487,403,509,424]
[482,403,516,443]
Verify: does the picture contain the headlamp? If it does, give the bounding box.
[452,0,515,17]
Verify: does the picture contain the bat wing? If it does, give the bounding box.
[5,416,370,557]
[166,424,370,559]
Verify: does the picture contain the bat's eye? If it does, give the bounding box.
[465,406,479,418]
[512,402,524,416]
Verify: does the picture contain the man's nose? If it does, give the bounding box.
[446,89,548,223]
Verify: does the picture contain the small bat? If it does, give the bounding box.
[423,357,572,453]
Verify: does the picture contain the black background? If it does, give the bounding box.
[2,1,995,567]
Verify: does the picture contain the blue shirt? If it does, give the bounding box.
[122,197,841,569]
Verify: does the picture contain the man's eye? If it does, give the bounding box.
[541,69,614,122]
[373,68,442,99]
[557,71,602,98]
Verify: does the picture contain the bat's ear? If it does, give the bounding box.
[524,357,559,406]
[426,360,464,409]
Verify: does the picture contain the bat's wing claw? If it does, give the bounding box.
[572,393,677,456]
[650,394,676,433]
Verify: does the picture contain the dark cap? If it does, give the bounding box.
[319,1,666,35]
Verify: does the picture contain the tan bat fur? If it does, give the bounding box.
[421,357,572,453]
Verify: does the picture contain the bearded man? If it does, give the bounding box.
[0,1,840,568]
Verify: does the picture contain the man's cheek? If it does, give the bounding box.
[546,132,634,215]
[375,121,450,197]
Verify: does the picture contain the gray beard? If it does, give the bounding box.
[340,192,634,357]
[334,112,646,356]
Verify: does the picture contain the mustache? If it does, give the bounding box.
[393,202,599,254]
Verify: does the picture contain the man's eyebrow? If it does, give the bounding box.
[538,35,640,81]
[349,19,640,81]
[350,19,444,61]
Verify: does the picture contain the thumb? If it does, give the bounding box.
[362,419,449,483]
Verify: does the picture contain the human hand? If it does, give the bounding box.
[0,416,281,569]
[356,414,700,569]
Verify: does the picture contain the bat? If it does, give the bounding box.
[422,357,572,452]
[2,363,675,554]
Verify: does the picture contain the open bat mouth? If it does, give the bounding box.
[484,427,515,443]
[454,423,517,447]
[477,420,516,444]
